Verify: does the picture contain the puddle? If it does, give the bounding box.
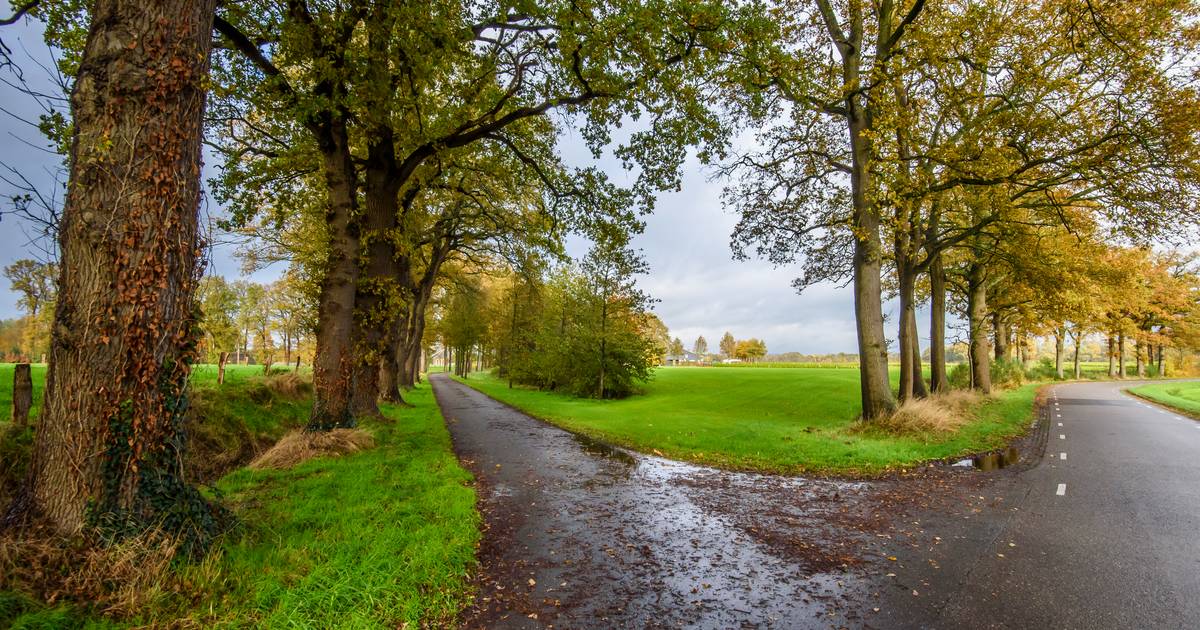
[570,432,638,466]
[955,446,1021,471]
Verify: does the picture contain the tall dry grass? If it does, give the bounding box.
[248,428,375,470]
[870,389,986,436]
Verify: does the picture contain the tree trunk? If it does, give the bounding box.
[1107,336,1117,377]
[1054,328,1065,379]
[1136,340,1146,378]
[848,115,895,418]
[10,0,219,538]
[1117,333,1126,378]
[1080,328,1089,379]
[307,115,360,431]
[968,263,992,394]
[928,253,949,393]
[378,309,408,403]
[1157,345,1165,377]
[992,313,1009,361]
[896,264,916,403]
[909,310,928,399]
[349,134,402,419]
[11,363,32,430]
[218,351,227,385]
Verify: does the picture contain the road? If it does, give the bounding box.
[433,374,1200,629]
[878,380,1200,629]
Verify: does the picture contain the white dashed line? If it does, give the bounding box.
[1059,434,1066,440]
[1060,452,1067,460]
[1056,483,1067,496]
[1058,422,1063,427]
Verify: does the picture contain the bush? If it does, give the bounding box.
[948,362,971,389]
[991,358,1025,387]
[1025,357,1058,381]
[946,358,1026,389]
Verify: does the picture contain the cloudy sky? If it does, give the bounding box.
[0,19,921,355]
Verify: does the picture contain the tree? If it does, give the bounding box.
[694,335,708,356]
[9,0,224,548]
[3,259,57,359]
[196,276,240,364]
[669,337,685,357]
[728,0,1200,409]
[734,338,767,362]
[210,0,739,429]
[719,331,736,358]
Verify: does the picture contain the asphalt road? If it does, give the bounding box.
[434,374,1200,629]
[878,380,1200,629]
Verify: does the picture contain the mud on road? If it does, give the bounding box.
[433,374,1026,629]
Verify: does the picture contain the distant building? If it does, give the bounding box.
[664,349,703,365]
[719,358,743,364]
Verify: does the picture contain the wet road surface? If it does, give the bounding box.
[433,373,901,629]
[435,374,1200,629]
[875,380,1200,629]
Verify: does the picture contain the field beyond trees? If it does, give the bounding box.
[457,367,1041,475]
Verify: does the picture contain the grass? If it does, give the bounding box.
[1127,381,1200,418]
[454,366,1040,476]
[0,365,479,629]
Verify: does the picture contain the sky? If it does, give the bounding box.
[0,18,923,355]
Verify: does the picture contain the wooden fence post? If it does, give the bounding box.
[218,351,228,385]
[12,363,32,429]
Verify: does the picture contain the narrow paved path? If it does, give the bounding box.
[432,373,895,629]
[877,380,1200,629]
[435,374,1200,629]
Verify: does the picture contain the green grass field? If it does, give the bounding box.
[0,365,478,628]
[1127,381,1200,418]
[455,367,1040,475]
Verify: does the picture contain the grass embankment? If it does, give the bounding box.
[455,367,1039,476]
[1127,381,1200,418]
[0,364,478,629]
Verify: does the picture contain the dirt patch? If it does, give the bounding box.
[248,429,375,470]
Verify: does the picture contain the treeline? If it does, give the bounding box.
[440,245,661,398]
[195,273,316,372]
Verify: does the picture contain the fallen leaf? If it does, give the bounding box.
[528,578,537,587]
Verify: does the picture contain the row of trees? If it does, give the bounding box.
[1,0,755,541]
[1,0,1198,552]
[196,273,316,371]
[723,0,1200,413]
[665,332,767,362]
[441,244,661,398]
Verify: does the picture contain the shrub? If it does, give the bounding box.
[1025,357,1057,381]
[991,358,1025,388]
[947,358,1027,389]
[948,362,971,389]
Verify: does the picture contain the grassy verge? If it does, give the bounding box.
[1126,381,1200,418]
[1,366,479,629]
[453,367,1040,476]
